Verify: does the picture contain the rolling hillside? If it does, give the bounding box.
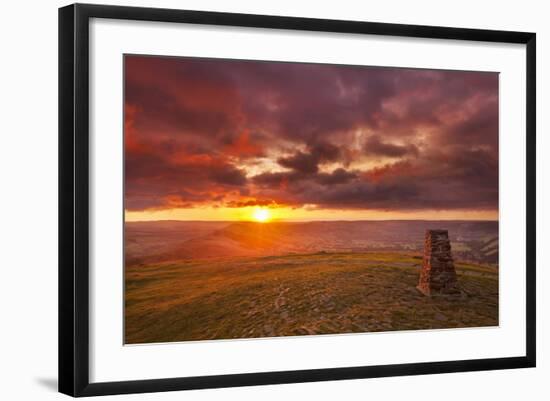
[125,220,499,266]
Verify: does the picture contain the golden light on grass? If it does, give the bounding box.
[252,207,271,223]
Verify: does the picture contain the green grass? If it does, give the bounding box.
[125,252,498,344]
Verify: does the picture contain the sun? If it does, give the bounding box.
[252,208,271,222]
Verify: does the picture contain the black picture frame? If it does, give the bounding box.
[59,3,536,397]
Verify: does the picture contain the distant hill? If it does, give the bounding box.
[125,220,498,266]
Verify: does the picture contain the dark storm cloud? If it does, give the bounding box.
[250,147,498,211]
[277,151,320,174]
[209,167,247,186]
[252,167,358,189]
[230,63,406,144]
[316,168,358,186]
[364,136,420,158]
[124,55,499,212]
[447,101,499,148]
[277,141,341,174]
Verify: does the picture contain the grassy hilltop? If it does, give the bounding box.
[125,251,498,344]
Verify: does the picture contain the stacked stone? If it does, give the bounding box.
[417,229,459,296]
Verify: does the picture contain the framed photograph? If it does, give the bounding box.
[59,3,536,397]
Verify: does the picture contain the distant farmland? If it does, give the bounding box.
[125,220,499,266]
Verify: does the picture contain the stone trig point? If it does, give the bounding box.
[417,229,459,296]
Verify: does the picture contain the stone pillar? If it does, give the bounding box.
[417,229,459,296]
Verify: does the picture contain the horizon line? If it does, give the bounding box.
[125,218,499,223]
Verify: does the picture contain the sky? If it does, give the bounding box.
[124,55,499,222]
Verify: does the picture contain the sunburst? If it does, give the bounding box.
[252,208,271,222]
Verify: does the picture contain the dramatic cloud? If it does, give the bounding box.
[124,55,499,213]
[364,136,419,158]
[277,141,341,174]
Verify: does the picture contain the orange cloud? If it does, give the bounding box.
[225,130,264,158]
